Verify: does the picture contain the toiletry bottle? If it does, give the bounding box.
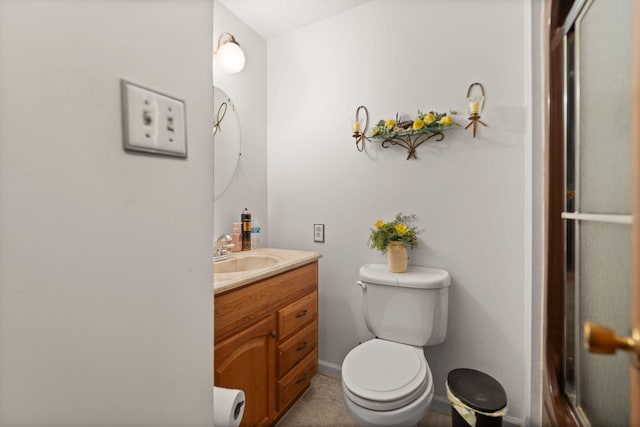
[241,208,252,251]
[231,222,242,252]
[251,221,260,250]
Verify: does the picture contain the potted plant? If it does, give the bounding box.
[368,213,421,273]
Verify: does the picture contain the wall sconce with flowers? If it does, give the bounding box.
[351,106,458,160]
[465,82,487,138]
[214,32,245,74]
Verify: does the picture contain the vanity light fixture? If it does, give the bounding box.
[465,82,487,138]
[352,105,370,152]
[214,32,245,74]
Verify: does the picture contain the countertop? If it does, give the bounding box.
[213,248,322,295]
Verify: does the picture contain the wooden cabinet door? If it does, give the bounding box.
[214,315,276,427]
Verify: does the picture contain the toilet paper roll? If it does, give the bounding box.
[213,386,245,427]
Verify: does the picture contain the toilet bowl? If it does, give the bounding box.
[342,339,434,427]
[341,264,450,427]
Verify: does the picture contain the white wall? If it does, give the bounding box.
[0,1,214,425]
[213,1,269,242]
[267,0,533,423]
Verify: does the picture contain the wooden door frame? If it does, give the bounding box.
[543,0,580,423]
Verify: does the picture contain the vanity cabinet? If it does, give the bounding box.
[214,315,276,427]
[214,261,318,426]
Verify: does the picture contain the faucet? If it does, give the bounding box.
[214,234,234,260]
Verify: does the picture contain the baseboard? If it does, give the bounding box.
[318,359,341,379]
[319,359,522,426]
[429,394,452,416]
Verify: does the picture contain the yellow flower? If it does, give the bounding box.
[372,127,381,136]
[424,113,436,125]
[375,220,384,227]
[395,224,408,235]
[412,118,425,131]
[384,119,396,129]
[440,115,452,125]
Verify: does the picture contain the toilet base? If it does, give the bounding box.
[341,380,433,427]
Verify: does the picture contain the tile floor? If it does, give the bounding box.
[277,374,452,427]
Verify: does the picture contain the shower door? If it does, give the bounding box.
[561,0,640,425]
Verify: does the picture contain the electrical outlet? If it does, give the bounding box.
[314,224,325,243]
[121,80,187,158]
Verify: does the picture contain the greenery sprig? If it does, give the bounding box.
[371,110,458,138]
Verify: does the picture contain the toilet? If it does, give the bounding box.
[341,263,451,427]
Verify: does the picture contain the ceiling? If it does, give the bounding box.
[218,0,372,40]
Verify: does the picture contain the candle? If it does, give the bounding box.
[352,120,361,133]
[469,101,480,115]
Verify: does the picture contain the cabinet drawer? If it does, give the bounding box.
[277,291,317,340]
[215,262,318,342]
[277,321,317,377]
[277,349,317,412]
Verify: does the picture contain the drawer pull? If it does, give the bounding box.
[271,330,278,338]
[295,310,308,318]
[295,341,308,351]
[295,372,308,384]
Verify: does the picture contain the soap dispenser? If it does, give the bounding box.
[231,222,242,252]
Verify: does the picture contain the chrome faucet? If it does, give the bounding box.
[214,234,234,260]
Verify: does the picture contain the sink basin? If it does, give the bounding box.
[213,248,323,295]
[214,255,279,274]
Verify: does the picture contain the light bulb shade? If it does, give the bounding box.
[352,117,363,134]
[217,40,245,74]
[467,95,484,115]
[466,82,486,116]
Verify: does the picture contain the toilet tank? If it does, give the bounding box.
[358,264,450,347]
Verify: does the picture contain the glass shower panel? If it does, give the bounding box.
[578,0,633,214]
[563,0,635,424]
[578,221,631,426]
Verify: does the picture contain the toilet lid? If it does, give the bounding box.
[342,339,430,411]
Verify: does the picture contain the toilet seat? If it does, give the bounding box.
[342,339,430,411]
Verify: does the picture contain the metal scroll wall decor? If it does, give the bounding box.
[374,124,446,161]
[351,105,370,152]
[213,99,228,135]
[351,83,487,159]
[351,107,456,160]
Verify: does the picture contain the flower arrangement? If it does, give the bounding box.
[368,213,421,254]
[371,110,457,138]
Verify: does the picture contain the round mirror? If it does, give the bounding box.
[213,86,241,200]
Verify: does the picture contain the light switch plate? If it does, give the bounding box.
[120,80,187,158]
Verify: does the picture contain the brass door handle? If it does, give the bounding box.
[584,321,640,367]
